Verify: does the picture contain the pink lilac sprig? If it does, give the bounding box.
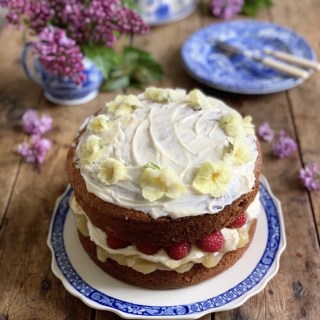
[17,109,53,167]
[17,135,52,165]
[22,108,52,135]
[211,0,244,19]
[299,163,320,191]
[258,122,275,142]
[272,130,298,158]
[34,26,86,84]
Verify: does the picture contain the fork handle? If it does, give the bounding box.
[264,49,320,70]
[259,56,310,79]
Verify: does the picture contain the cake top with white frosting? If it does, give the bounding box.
[74,87,258,219]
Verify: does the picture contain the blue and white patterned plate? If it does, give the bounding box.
[48,176,285,319]
[181,20,316,94]
[137,0,196,26]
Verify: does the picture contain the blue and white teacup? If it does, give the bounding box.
[21,43,103,106]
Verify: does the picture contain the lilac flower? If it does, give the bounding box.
[258,122,275,142]
[22,109,52,136]
[34,26,86,84]
[211,0,244,19]
[28,0,54,33]
[17,135,52,164]
[2,0,29,26]
[272,130,298,158]
[299,163,320,191]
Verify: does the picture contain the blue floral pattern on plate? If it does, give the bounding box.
[136,0,196,25]
[48,176,286,319]
[181,20,316,94]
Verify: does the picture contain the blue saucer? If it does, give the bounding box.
[181,20,317,94]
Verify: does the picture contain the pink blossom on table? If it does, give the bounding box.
[258,122,275,142]
[34,26,86,84]
[299,163,320,191]
[272,130,298,158]
[22,109,52,136]
[17,135,51,164]
[211,0,244,19]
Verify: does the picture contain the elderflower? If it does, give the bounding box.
[98,158,127,185]
[88,114,111,132]
[192,161,232,197]
[140,166,186,202]
[106,95,142,116]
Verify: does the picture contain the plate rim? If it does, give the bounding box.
[141,0,196,26]
[180,19,316,94]
[47,175,286,319]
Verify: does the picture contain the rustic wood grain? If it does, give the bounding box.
[0,28,42,228]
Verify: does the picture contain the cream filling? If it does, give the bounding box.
[75,92,258,219]
[70,193,260,274]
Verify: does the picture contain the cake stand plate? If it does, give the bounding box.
[48,176,286,319]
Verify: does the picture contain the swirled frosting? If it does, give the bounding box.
[74,88,258,219]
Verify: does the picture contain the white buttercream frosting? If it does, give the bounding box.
[70,192,260,274]
[74,88,258,219]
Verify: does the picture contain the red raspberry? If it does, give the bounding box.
[107,235,132,249]
[136,243,161,255]
[165,242,191,260]
[228,213,247,228]
[196,231,224,252]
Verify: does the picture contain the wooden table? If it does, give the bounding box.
[1,1,320,319]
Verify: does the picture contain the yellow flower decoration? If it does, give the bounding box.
[106,94,142,116]
[98,158,127,185]
[224,138,252,165]
[220,113,255,137]
[88,114,111,132]
[140,166,186,202]
[144,87,185,102]
[80,135,102,162]
[187,89,207,109]
[192,162,232,197]
[243,116,255,135]
[220,113,243,138]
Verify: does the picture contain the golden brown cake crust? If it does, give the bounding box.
[66,135,262,246]
[78,219,257,289]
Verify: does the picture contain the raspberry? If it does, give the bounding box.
[136,243,161,255]
[196,231,224,252]
[228,213,247,228]
[165,242,191,260]
[107,234,131,249]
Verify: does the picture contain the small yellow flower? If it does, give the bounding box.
[98,158,128,185]
[187,89,207,109]
[80,135,102,162]
[224,138,252,165]
[144,87,185,102]
[243,116,255,135]
[88,114,111,132]
[106,94,142,116]
[220,113,243,138]
[192,162,232,197]
[140,166,186,202]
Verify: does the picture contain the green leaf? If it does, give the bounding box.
[242,0,272,16]
[101,75,130,91]
[83,45,165,91]
[82,45,120,79]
